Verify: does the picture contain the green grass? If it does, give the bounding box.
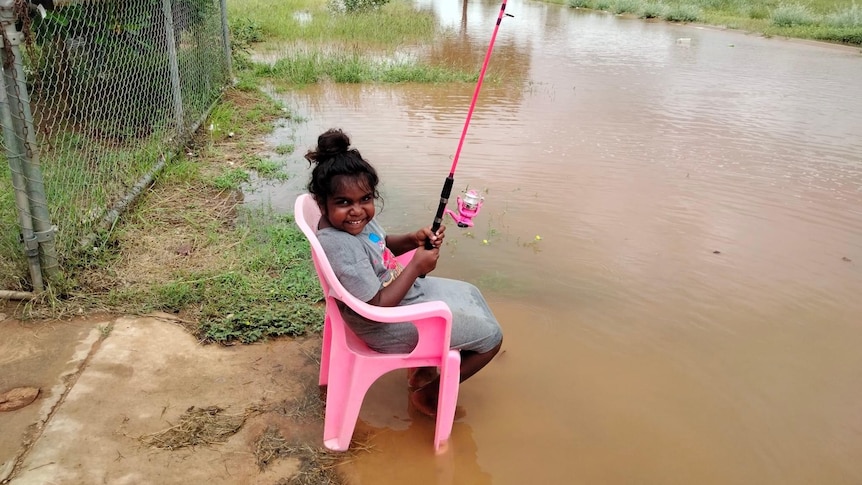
[213,168,251,190]
[93,207,324,344]
[771,2,818,25]
[560,0,862,44]
[228,0,484,87]
[274,143,296,156]
[153,210,323,343]
[50,87,324,344]
[824,2,862,26]
[254,52,479,87]
[245,154,288,180]
[0,164,24,290]
[227,0,435,46]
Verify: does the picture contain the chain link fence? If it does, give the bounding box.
[1,0,231,293]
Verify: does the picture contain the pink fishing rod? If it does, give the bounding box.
[425,0,512,249]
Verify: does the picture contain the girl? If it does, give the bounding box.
[306,128,503,416]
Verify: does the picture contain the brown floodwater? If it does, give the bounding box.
[248,0,862,482]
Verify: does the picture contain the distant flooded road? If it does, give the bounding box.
[249,0,862,482]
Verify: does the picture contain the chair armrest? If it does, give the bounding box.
[340,296,451,325]
[394,248,416,267]
[335,294,453,357]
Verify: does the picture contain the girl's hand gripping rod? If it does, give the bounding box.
[425,0,512,253]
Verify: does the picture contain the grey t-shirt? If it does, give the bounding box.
[317,219,423,305]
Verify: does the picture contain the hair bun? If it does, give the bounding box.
[316,128,350,158]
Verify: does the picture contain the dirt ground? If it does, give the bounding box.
[0,306,345,484]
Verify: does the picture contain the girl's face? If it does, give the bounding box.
[323,175,376,236]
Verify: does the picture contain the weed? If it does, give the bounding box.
[613,0,642,15]
[771,3,819,25]
[230,17,265,47]
[259,52,479,87]
[824,2,862,26]
[213,168,251,191]
[338,0,390,12]
[641,2,670,17]
[595,0,613,10]
[665,4,703,21]
[245,155,287,180]
[98,323,114,338]
[275,144,296,155]
[747,4,771,19]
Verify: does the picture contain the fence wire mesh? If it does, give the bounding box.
[1,0,231,290]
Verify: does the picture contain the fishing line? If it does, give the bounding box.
[425,0,513,250]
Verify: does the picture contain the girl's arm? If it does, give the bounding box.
[385,225,446,256]
[366,262,426,307]
[370,225,446,306]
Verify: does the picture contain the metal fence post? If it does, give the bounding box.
[219,0,232,80]
[0,33,43,292]
[0,0,60,289]
[162,0,185,139]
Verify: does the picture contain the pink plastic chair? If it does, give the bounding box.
[294,194,461,453]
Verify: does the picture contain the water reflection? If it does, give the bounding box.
[248,0,862,482]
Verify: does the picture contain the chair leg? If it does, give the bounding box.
[434,350,461,452]
[319,319,331,386]
[323,362,375,452]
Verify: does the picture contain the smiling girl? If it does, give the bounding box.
[306,128,503,416]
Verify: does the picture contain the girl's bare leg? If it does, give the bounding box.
[408,367,438,389]
[410,340,503,416]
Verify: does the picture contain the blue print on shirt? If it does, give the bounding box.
[366,231,401,286]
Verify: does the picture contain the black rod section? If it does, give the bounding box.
[420,175,454,278]
[425,173,455,249]
[426,174,454,250]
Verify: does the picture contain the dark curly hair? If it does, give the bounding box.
[305,128,381,208]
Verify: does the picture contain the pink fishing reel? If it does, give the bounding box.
[445,190,484,227]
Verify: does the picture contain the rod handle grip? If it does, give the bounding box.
[420,175,455,278]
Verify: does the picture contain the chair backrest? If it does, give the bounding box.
[293,193,452,358]
[296,194,378,356]
[294,193,363,310]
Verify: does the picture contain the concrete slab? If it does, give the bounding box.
[1,314,105,482]
[1,313,324,484]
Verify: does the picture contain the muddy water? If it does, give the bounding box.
[248,0,862,482]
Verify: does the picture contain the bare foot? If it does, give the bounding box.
[407,367,438,389]
[409,386,438,418]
